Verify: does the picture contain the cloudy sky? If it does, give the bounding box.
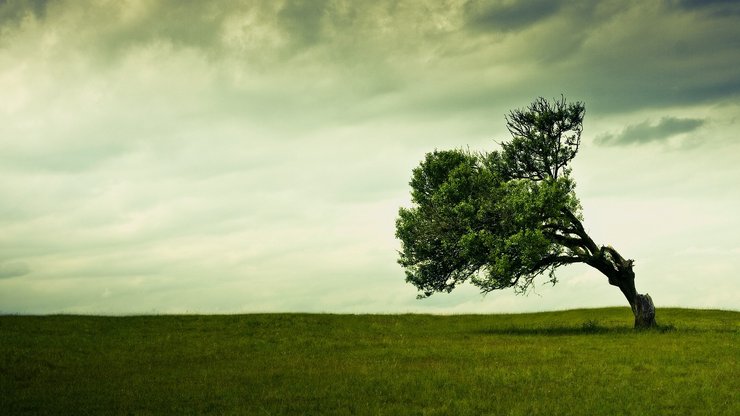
[1,0,738,314]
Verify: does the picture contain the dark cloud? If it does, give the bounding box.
[0,262,30,279]
[92,2,227,60]
[277,0,330,47]
[0,0,49,27]
[550,2,740,114]
[672,0,740,16]
[466,0,564,32]
[564,74,740,117]
[1,0,735,123]
[595,117,706,146]
[457,0,740,114]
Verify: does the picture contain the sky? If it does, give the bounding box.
[1,0,739,314]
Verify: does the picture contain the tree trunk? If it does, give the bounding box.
[614,269,657,329]
[587,246,657,329]
[632,293,656,329]
[556,210,658,328]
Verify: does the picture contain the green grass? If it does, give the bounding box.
[1,308,737,415]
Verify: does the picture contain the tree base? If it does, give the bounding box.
[633,293,656,328]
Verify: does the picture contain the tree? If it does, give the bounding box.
[396,96,657,328]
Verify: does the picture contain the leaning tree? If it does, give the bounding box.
[396,96,656,328]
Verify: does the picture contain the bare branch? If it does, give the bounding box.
[560,209,598,255]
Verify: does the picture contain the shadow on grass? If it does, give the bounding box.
[477,321,677,336]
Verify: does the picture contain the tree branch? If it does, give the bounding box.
[560,209,599,255]
[544,232,589,252]
[534,254,586,270]
[601,245,633,269]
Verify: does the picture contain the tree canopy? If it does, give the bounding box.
[396,97,656,327]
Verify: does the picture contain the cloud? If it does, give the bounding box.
[595,117,706,146]
[0,262,30,279]
[0,0,739,314]
[277,0,330,46]
[0,0,49,27]
[672,0,740,16]
[2,1,739,116]
[466,0,565,32]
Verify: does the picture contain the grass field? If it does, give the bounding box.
[1,308,737,415]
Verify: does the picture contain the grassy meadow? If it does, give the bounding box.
[1,308,737,415]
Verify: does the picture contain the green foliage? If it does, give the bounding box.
[1,310,737,415]
[396,97,586,298]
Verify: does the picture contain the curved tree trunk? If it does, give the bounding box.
[612,264,657,329]
[585,244,657,329]
[555,209,657,328]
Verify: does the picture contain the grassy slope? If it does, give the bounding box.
[1,308,738,415]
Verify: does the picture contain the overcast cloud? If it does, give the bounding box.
[595,117,706,146]
[1,0,738,314]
